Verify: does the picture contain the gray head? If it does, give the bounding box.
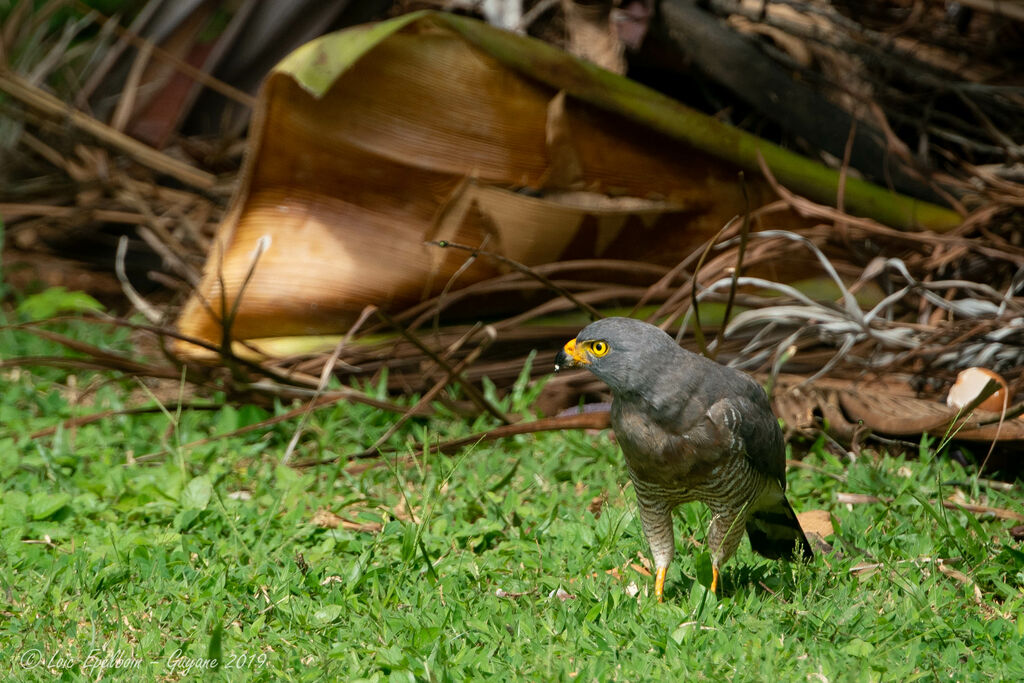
[553,317,685,394]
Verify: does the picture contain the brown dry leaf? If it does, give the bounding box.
[588,492,608,518]
[311,507,342,529]
[797,508,836,555]
[797,509,834,538]
[773,375,1024,443]
[311,506,384,533]
[392,498,422,525]
[549,587,576,601]
[773,385,818,434]
[340,519,384,534]
[936,562,981,599]
[947,368,1011,412]
[942,414,1024,443]
[836,492,886,505]
[629,562,652,577]
[838,390,958,435]
[935,561,997,618]
[848,561,882,576]
[634,552,653,572]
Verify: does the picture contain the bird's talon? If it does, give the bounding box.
[710,566,720,594]
[655,567,667,602]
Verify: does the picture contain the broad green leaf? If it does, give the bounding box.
[30,492,71,520]
[181,475,213,511]
[17,286,104,320]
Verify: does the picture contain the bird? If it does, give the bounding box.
[554,317,812,600]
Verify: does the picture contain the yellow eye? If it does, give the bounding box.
[589,340,609,357]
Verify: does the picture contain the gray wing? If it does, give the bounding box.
[705,393,786,486]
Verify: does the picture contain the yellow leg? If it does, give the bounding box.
[710,565,720,594]
[655,567,667,602]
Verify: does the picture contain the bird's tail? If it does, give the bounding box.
[746,496,813,561]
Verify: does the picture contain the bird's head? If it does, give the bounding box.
[554,317,680,394]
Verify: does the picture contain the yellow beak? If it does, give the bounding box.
[553,338,590,372]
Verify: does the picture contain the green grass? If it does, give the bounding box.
[1,318,1023,681]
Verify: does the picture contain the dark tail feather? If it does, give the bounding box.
[746,496,814,561]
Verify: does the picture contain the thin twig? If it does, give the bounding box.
[679,215,742,352]
[428,240,604,320]
[711,174,751,358]
[115,235,162,323]
[352,328,498,459]
[376,308,511,425]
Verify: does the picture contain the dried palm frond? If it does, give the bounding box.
[173,10,966,360]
